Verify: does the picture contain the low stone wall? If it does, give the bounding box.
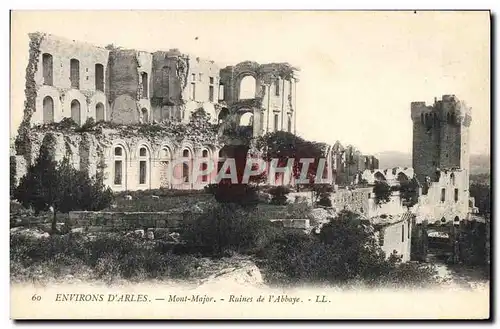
[68,211,186,230]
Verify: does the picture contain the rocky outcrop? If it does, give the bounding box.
[198,260,264,288]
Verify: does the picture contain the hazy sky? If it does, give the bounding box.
[10,11,490,155]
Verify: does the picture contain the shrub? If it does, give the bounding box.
[317,195,332,207]
[10,232,203,283]
[205,183,259,208]
[268,186,291,205]
[75,117,96,132]
[182,203,277,255]
[260,210,441,288]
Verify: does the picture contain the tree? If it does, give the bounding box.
[373,181,391,205]
[14,147,113,233]
[311,183,333,207]
[255,131,326,186]
[399,178,419,209]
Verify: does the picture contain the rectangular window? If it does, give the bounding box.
[42,54,53,86]
[219,85,224,100]
[209,77,214,84]
[114,160,123,185]
[139,161,146,185]
[401,225,405,243]
[209,85,214,102]
[441,188,446,202]
[201,163,208,182]
[95,64,104,92]
[274,114,279,131]
[190,82,196,100]
[454,188,459,202]
[274,79,280,96]
[191,73,196,81]
[70,59,80,89]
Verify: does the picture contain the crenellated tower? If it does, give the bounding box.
[411,94,472,185]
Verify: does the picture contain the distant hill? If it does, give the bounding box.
[374,151,412,169]
[375,151,490,175]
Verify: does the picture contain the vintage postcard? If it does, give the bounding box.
[9,10,491,320]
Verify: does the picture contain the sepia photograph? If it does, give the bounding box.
[8,9,491,320]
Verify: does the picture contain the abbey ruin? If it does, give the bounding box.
[12,32,379,191]
[10,32,481,264]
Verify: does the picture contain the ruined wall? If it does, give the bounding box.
[107,49,142,124]
[28,33,109,126]
[358,167,414,185]
[415,169,469,224]
[377,217,412,262]
[331,187,371,215]
[219,62,298,137]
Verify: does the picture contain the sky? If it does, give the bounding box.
[10,11,491,155]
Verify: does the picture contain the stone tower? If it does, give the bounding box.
[411,95,472,184]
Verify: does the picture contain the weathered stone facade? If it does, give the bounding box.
[411,94,472,184]
[325,142,379,186]
[410,94,473,224]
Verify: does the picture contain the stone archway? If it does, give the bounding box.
[239,75,257,100]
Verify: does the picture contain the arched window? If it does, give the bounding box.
[201,149,209,182]
[182,149,191,183]
[141,72,148,99]
[42,53,53,86]
[374,172,386,181]
[141,108,148,123]
[450,173,456,185]
[96,102,105,122]
[42,96,54,123]
[114,146,124,185]
[95,64,104,92]
[70,100,81,125]
[239,76,256,100]
[396,172,409,183]
[138,146,149,185]
[159,147,172,188]
[70,59,80,89]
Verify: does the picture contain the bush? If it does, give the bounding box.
[10,232,203,282]
[260,210,441,288]
[182,203,278,255]
[75,117,97,132]
[317,195,332,207]
[268,186,291,205]
[205,183,259,208]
